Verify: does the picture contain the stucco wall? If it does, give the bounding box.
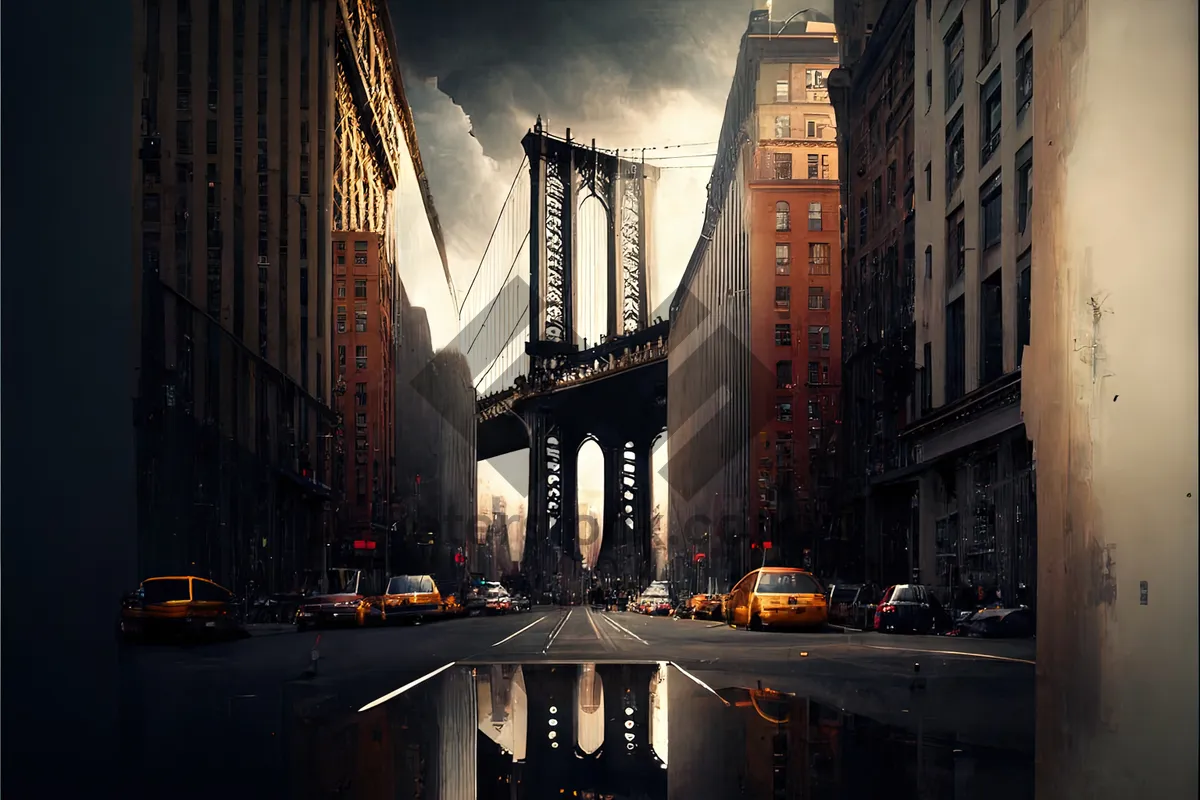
[1024,0,1198,796]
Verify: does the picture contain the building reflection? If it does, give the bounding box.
[284,663,1030,799]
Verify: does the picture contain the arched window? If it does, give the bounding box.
[775,201,790,231]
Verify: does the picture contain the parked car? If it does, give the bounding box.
[826,583,877,629]
[726,567,828,631]
[364,574,453,625]
[119,575,242,642]
[872,584,953,634]
[295,569,371,631]
[949,606,1035,638]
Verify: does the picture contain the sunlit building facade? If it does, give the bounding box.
[748,14,842,574]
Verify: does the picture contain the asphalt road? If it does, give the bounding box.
[120,607,1034,795]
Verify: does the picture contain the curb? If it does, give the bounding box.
[245,624,296,638]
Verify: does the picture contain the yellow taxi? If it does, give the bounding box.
[726,567,828,631]
[367,574,447,624]
[119,575,240,640]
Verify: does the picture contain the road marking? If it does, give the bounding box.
[861,644,1035,665]
[543,609,572,653]
[584,607,604,640]
[358,661,456,712]
[490,615,546,647]
[600,613,650,645]
[666,661,730,706]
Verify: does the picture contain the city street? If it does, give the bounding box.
[121,607,1034,794]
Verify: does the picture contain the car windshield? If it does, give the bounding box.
[756,572,822,595]
[386,575,433,594]
[141,578,190,603]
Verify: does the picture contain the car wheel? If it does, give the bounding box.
[749,614,763,632]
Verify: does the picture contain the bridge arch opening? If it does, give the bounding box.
[575,194,609,349]
[651,430,668,579]
[577,437,604,568]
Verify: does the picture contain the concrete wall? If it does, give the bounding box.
[1023,0,1198,796]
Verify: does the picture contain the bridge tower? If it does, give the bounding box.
[519,119,660,596]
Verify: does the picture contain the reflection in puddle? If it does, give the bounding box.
[284,662,1031,799]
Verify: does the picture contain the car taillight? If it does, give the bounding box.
[880,604,897,613]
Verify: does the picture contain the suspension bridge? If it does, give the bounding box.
[456,119,673,594]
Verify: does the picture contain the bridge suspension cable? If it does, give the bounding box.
[458,155,533,397]
[458,155,528,317]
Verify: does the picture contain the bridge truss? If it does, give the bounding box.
[461,121,667,595]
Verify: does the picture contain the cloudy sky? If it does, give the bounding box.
[386,0,831,560]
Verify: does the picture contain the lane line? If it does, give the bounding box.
[543,609,572,653]
[490,615,547,647]
[600,613,650,645]
[584,606,604,639]
[667,661,730,706]
[861,644,1035,665]
[358,661,456,712]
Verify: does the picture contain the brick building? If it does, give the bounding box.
[332,230,395,563]
[747,15,843,572]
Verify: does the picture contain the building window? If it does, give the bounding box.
[807,325,830,351]
[808,287,827,310]
[776,401,793,422]
[775,324,792,346]
[925,162,932,200]
[806,119,817,138]
[336,282,346,298]
[355,382,367,405]
[206,120,218,155]
[355,305,368,333]
[981,68,1002,164]
[921,342,933,413]
[336,240,346,251]
[776,243,791,274]
[354,279,367,298]
[808,399,820,420]
[945,18,964,110]
[887,161,898,206]
[925,69,933,113]
[1016,0,1030,24]
[773,152,792,180]
[858,194,868,243]
[924,245,933,279]
[805,69,827,89]
[946,111,965,196]
[1016,140,1033,235]
[872,176,882,216]
[775,286,791,310]
[775,79,789,102]
[945,296,966,402]
[336,305,347,333]
[821,154,830,179]
[354,240,368,251]
[337,345,346,372]
[807,361,820,384]
[808,153,819,178]
[808,202,823,231]
[947,208,966,284]
[1017,249,1031,367]
[821,362,830,383]
[176,120,192,155]
[981,270,1004,384]
[981,0,1001,65]
[774,115,791,138]
[776,361,793,389]
[354,254,368,265]
[981,175,1003,250]
[1016,35,1033,121]
[809,243,831,275]
[775,201,791,231]
[355,345,367,370]
[336,255,345,266]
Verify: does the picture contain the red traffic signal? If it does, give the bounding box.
[762,541,773,550]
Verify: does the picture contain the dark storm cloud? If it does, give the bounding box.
[389,0,750,159]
